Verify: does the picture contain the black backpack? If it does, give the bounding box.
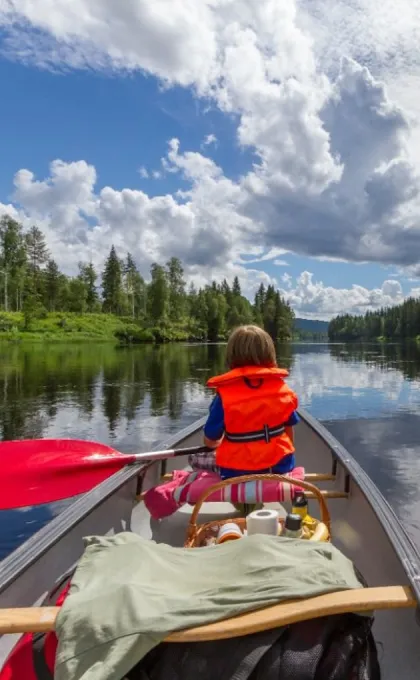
[127,612,380,680]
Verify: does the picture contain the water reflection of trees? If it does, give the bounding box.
[0,343,228,441]
[0,340,295,442]
[328,342,420,383]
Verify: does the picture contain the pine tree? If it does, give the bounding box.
[147,263,169,323]
[79,262,99,312]
[124,253,145,318]
[25,226,49,272]
[232,276,241,297]
[44,259,61,311]
[253,283,265,327]
[166,257,186,321]
[102,246,123,314]
[25,225,49,297]
[0,215,27,311]
[220,279,233,306]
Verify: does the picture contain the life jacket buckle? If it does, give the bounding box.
[264,424,270,443]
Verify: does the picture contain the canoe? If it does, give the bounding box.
[0,407,420,678]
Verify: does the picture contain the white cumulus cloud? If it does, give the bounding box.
[1,1,420,317]
[202,133,217,148]
[280,272,406,320]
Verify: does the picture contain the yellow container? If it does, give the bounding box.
[309,522,329,542]
[292,494,309,520]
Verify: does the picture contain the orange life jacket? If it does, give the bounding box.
[207,366,298,471]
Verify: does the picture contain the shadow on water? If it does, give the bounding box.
[1,339,420,557]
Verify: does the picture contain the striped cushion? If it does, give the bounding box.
[177,467,305,506]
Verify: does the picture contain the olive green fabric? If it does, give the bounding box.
[55,532,363,680]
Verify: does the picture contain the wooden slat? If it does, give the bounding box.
[0,586,415,640]
[138,490,347,504]
[168,586,416,642]
[306,491,348,499]
[161,472,336,483]
[137,488,348,504]
[0,607,58,634]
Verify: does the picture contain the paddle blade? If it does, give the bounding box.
[0,439,135,510]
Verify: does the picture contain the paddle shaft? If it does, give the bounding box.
[126,444,213,464]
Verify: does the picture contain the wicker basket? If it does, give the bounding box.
[184,473,331,548]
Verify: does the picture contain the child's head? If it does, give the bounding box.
[226,325,277,369]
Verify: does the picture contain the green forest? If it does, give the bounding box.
[0,214,295,343]
[328,297,420,342]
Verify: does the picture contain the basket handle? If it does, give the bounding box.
[187,473,331,535]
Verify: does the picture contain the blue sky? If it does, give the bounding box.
[0,1,419,319]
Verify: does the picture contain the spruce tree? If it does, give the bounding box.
[102,245,123,314]
[124,253,145,318]
[166,256,186,320]
[147,263,169,323]
[79,262,99,312]
[44,259,61,311]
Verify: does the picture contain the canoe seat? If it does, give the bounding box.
[0,586,415,639]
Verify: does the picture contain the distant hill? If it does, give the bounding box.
[294,318,329,333]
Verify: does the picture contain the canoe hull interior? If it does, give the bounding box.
[0,410,419,678]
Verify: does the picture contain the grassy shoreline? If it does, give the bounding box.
[0,312,194,345]
[0,311,310,345]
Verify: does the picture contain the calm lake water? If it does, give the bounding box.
[1,340,420,559]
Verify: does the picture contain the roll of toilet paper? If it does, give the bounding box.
[246,508,279,536]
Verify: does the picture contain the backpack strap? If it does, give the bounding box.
[32,633,53,680]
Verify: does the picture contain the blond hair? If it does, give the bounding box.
[226,325,277,369]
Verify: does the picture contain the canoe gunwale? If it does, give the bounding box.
[299,407,420,607]
[0,417,206,595]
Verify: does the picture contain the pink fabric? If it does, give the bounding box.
[144,467,305,520]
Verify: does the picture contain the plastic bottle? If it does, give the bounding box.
[291,493,308,520]
[216,522,243,544]
[282,513,303,539]
[292,493,317,532]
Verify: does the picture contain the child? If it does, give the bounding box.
[204,324,299,480]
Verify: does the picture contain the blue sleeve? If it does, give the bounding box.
[285,411,299,426]
[203,394,225,440]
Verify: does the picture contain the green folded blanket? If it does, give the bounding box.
[55,532,363,680]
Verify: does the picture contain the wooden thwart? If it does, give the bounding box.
[306,490,348,500]
[0,586,415,641]
[304,473,336,482]
[161,472,336,483]
[137,487,347,504]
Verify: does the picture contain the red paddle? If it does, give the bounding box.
[0,439,212,510]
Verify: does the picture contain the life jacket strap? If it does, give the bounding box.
[225,423,286,444]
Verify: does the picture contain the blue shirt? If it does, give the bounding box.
[204,393,299,479]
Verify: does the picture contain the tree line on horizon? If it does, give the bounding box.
[0,214,295,341]
[328,296,420,341]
